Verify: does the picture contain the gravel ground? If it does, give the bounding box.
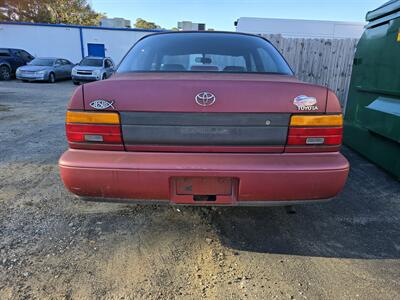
[0,80,399,300]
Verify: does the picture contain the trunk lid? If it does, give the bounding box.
[82,73,328,152]
[83,73,327,113]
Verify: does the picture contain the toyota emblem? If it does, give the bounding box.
[195,92,216,106]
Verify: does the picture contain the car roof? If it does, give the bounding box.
[140,30,263,38]
[0,48,23,51]
[132,31,272,47]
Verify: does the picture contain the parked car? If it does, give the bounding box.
[0,48,34,80]
[16,57,74,83]
[71,56,115,84]
[59,32,349,206]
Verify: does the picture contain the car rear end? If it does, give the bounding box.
[59,32,349,206]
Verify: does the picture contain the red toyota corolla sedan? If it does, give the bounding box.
[59,32,349,206]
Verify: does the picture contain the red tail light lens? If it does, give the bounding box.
[287,127,343,145]
[66,124,122,144]
[66,111,123,150]
[286,114,343,152]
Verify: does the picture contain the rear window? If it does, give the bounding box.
[117,33,293,75]
[80,58,103,67]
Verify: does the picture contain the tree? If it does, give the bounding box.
[134,18,161,30]
[0,0,105,26]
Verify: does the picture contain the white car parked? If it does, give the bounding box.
[71,56,115,85]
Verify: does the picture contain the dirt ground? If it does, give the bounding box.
[0,80,399,300]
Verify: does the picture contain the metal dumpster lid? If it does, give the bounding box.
[366,0,400,21]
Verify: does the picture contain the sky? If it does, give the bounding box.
[91,0,385,31]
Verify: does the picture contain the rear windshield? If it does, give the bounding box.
[80,58,103,67]
[29,58,55,66]
[117,33,293,75]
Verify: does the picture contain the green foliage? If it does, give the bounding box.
[0,0,105,26]
[134,18,161,30]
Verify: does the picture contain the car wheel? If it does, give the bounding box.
[0,65,11,81]
[102,73,107,80]
[73,81,80,85]
[22,80,29,83]
[48,73,55,83]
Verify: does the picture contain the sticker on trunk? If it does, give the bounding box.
[293,95,318,111]
[89,100,115,110]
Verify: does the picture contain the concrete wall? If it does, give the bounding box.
[0,22,158,64]
[0,23,82,62]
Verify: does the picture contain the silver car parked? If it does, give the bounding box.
[71,56,115,85]
[16,57,74,83]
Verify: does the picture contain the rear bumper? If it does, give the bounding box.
[59,150,349,206]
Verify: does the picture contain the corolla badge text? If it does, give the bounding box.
[293,95,318,111]
[89,100,115,110]
[195,92,216,106]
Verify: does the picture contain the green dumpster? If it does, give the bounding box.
[344,0,400,179]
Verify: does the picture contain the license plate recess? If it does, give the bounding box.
[171,177,238,205]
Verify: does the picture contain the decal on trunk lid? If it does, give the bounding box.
[89,100,115,110]
[293,95,318,111]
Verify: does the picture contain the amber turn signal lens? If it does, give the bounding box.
[290,114,343,127]
[66,111,120,124]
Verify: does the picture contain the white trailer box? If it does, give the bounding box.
[235,17,365,39]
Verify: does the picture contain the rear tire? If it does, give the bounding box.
[0,65,11,81]
[102,73,106,80]
[48,72,55,83]
[73,81,80,85]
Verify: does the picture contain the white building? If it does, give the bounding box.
[100,17,131,28]
[178,21,206,31]
[235,17,366,39]
[0,22,163,64]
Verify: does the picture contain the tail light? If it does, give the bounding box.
[286,114,343,152]
[66,111,123,150]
